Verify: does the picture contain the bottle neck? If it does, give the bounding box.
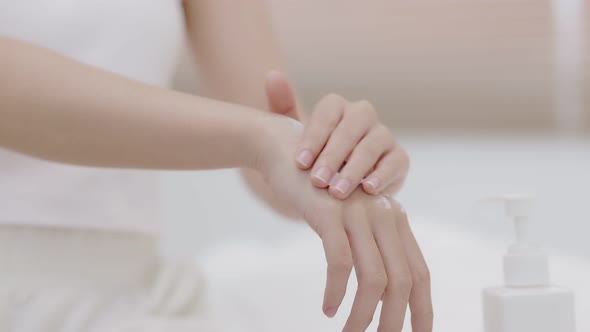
[503,249,550,287]
[513,216,528,244]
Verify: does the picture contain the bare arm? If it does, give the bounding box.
[183,0,303,217]
[0,36,266,170]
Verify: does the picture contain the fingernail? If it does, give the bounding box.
[332,178,351,195]
[313,166,332,185]
[364,177,380,192]
[296,149,313,167]
[324,306,338,318]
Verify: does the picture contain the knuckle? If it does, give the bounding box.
[323,111,344,129]
[361,270,388,291]
[421,309,435,323]
[411,307,434,326]
[375,124,393,140]
[317,94,345,112]
[339,131,362,146]
[308,122,337,145]
[357,100,378,120]
[362,128,393,158]
[329,255,354,274]
[324,93,346,105]
[412,264,431,287]
[391,273,413,297]
[356,99,376,113]
[392,201,410,225]
[376,160,394,178]
[363,140,384,157]
[367,197,396,218]
[348,316,374,331]
[313,95,345,123]
[373,128,395,152]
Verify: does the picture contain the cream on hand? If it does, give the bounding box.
[483,194,576,332]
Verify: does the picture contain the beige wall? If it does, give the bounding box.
[585,0,590,131]
[175,0,589,133]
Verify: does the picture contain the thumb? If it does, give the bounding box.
[265,70,300,120]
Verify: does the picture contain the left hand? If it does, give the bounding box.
[265,71,409,200]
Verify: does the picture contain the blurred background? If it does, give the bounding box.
[162,1,590,330]
[166,0,589,258]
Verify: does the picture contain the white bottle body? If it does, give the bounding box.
[483,286,575,332]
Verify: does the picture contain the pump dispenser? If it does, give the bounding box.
[483,194,576,332]
[501,194,549,287]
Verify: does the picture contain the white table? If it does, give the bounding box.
[198,220,590,332]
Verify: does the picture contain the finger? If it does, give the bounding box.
[369,197,413,332]
[380,177,406,198]
[363,146,410,195]
[330,125,393,199]
[311,100,376,189]
[392,200,433,332]
[312,207,353,318]
[264,70,299,119]
[295,94,346,171]
[343,206,387,332]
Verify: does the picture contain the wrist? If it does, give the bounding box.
[247,113,275,174]
[181,97,274,172]
[248,114,304,173]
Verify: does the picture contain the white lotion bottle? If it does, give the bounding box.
[483,194,576,332]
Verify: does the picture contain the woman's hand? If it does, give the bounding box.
[254,116,432,332]
[265,71,409,200]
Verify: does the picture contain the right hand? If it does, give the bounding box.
[264,71,410,200]
[254,116,433,332]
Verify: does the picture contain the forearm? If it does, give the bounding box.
[184,0,286,110]
[0,37,264,170]
[184,0,304,217]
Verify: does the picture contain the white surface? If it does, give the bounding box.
[197,221,590,332]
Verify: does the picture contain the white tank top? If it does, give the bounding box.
[0,0,186,234]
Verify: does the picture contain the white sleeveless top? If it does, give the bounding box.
[0,0,186,234]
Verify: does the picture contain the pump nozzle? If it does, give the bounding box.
[499,194,535,246]
[500,193,534,217]
[486,194,549,287]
